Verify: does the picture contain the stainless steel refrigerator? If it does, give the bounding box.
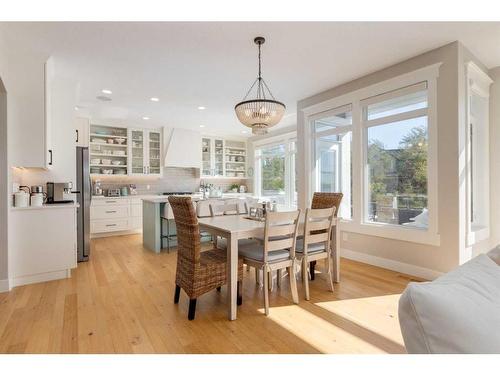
[76,146,91,262]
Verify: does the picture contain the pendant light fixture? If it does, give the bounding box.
[234,37,286,135]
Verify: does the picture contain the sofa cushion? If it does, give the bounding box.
[398,254,500,353]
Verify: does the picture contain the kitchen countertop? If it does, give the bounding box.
[11,203,80,211]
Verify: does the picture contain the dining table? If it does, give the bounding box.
[197,213,340,321]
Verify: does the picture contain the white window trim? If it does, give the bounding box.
[301,63,441,246]
[253,131,297,208]
[464,62,492,247]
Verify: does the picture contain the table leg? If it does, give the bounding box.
[226,233,238,320]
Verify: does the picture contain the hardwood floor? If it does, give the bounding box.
[0,234,422,354]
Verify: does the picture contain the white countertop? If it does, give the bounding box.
[91,194,158,200]
[11,203,80,211]
[142,193,256,204]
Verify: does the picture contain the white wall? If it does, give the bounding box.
[296,42,489,278]
[0,78,8,291]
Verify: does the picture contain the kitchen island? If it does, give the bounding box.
[142,194,255,253]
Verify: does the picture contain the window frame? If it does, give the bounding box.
[253,132,297,209]
[301,63,441,246]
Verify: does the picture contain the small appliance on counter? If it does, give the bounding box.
[129,184,137,195]
[107,188,121,197]
[13,190,29,208]
[30,185,47,207]
[46,182,77,204]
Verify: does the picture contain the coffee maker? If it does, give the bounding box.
[46,182,76,204]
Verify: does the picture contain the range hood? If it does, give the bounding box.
[164,128,202,168]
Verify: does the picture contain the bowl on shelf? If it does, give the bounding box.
[102,169,114,175]
[90,158,101,165]
[113,150,126,156]
[111,160,122,166]
[107,139,114,144]
[92,138,107,144]
[115,138,126,144]
[101,159,111,165]
[103,149,112,155]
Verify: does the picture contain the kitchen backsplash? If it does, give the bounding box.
[93,167,251,195]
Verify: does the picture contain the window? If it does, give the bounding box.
[312,106,352,219]
[255,135,296,208]
[362,82,429,228]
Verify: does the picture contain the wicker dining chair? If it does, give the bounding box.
[168,196,244,320]
[308,192,343,280]
[296,207,336,300]
[237,210,301,316]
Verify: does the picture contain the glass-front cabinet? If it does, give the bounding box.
[201,137,246,178]
[128,128,163,176]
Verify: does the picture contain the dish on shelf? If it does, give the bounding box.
[113,150,126,156]
[114,169,127,175]
[102,169,114,175]
[103,150,112,155]
[115,138,126,144]
[90,158,101,165]
[107,139,114,144]
[101,159,111,165]
[92,138,107,144]
[111,160,122,166]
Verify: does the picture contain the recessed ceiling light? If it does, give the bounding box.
[102,89,112,94]
[74,106,79,110]
[199,125,205,128]
[150,97,159,102]
[198,106,206,110]
[96,95,112,102]
[142,116,150,120]
[241,130,248,134]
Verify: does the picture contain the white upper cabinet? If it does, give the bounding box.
[201,137,247,178]
[128,128,163,176]
[75,117,89,147]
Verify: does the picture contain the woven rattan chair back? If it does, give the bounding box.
[168,196,201,265]
[311,192,343,216]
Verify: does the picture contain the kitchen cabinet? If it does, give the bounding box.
[89,125,129,176]
[9,205,77,287]
[75,117,89,147]
[90,196,147,236]
[201,137,247,178]
[128,128,163,176]
[201,137,225,177]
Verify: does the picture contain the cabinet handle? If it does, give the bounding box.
[48,150,53,165]
[106,224,117,227]
[105,210,117,213]
[76,129,79,143]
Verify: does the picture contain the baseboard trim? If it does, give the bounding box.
[9,269,71,289]
[341,248,444,280]
[0,278,9,292]
[91,229,142,239]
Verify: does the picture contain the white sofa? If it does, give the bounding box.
[398,247,500,354]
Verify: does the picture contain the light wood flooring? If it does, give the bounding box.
[0,234,423,354]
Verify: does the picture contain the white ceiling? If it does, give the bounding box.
[2,22,500,137]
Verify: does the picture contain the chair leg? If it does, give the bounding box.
[268,271,273,291]
[255,268,260,286]
[327,255,335,292]
[303,258,310,301]
[288,264,299,304]
[310,261,316,280]
[174,285,181,304]
[277,269,282,288]
[237,280,243,306]
[263,268,270,315]
[216,286,221,292]
[166,220,170,253]
[188,299,197,320]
